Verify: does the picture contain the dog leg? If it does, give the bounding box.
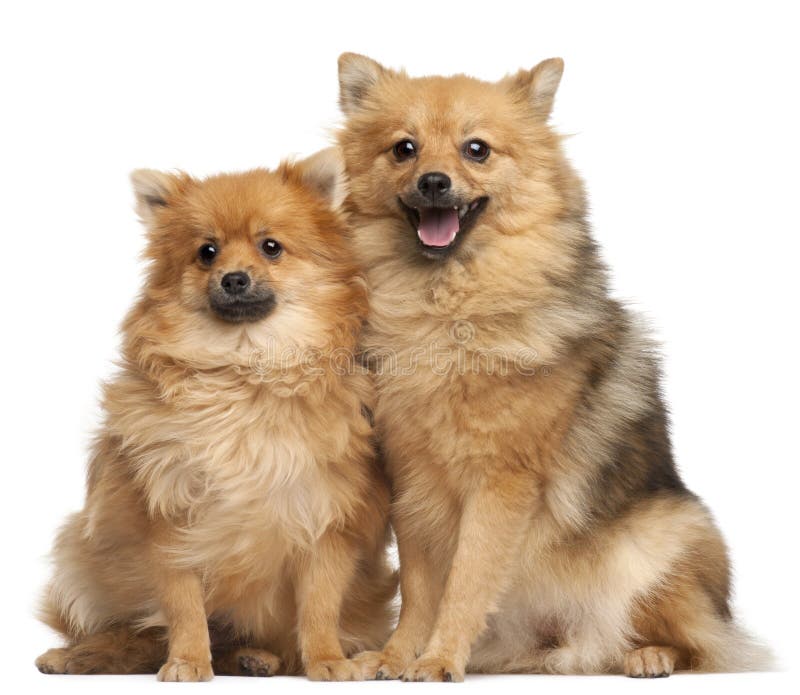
[36,628,165,674]
[355,533,444,680]
[402,476,535,682]
[155,568,213,682]
[296,530,363,681]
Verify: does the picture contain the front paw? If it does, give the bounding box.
[402,654,463,682]
[353,649,413,680]
[157,657,214,682]
[306,658,365,681]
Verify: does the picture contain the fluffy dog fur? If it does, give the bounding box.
[35,151,396,681]
[337,53,770,680]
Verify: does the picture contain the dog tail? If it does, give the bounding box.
[693,619,774,673]
[340,560,399,656]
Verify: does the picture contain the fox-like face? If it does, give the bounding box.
[337,54,566,261]
[128,150,363,367]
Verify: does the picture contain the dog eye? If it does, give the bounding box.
[261,238,282,259]
[393,139,417,162]
[198,242,217,265]
[463,139,490,162]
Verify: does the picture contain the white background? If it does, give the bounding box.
[1,1,798,693]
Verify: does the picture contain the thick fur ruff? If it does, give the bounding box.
[36,157,396,680]
[337,53,770,679]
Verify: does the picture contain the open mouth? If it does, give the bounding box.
[398,197,489,258]
[209,295,276,323]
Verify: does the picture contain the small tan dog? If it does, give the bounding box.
[337,53,770,680]
[35,151,395,680]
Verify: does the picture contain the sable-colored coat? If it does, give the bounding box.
[35,154,395,681]
[337,53,770,680]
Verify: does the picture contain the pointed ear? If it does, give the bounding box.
[289,147,347,210]
[504,58,564,120]
[338,52,387,115]
[130,169,186,223]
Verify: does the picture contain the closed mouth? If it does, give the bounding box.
[398,196,489,259]
[209,294,276,323]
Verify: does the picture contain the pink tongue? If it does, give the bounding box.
[417,208,459,247]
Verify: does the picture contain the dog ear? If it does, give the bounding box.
[504,58,564,120]
[288,147,347,210]
[338,52,387,115]
[130,169,187,223]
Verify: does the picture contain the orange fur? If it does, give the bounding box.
[35,151,396,680]
[337,54,771,680]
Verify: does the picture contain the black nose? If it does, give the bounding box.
[417,172,451,202]
[221,271,250,295]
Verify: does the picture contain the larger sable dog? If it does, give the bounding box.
[337,54,769,680]
[35,152,395,681]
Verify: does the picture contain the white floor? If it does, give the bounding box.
[11,671,798,695]
[16,619,798,695]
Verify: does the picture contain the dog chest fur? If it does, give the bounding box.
[104,366,365,577]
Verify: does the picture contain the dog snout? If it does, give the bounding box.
[220,271,251,296]
[417,172,452,203]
